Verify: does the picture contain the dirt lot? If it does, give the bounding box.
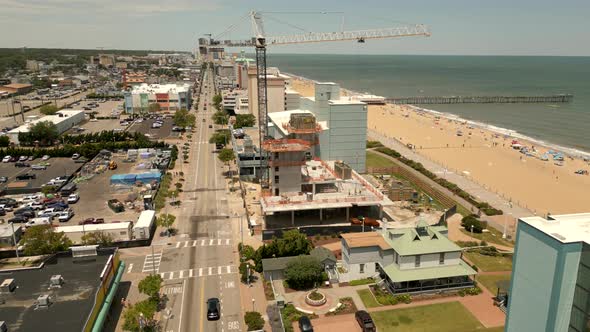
[291,314,361,332]
[62,153,151,226]
[0,158,82,194]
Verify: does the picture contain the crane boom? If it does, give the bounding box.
[266,25,430,45]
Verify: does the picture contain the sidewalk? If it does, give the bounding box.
[369,129,532,237]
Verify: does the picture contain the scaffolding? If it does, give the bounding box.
[261,139,311,152]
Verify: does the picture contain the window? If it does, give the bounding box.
[375,264,379,272]
[274,175,279,184]
[394,252,399,265]
[359,264,365,273]
[275,166,279,172]
[439,253,445,265]
[415,255,421,268]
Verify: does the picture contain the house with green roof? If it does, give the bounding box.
[341,221,476,294]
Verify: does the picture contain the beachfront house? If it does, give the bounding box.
[341,221,477,294]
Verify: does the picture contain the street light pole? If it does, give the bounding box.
[10,223,20,263]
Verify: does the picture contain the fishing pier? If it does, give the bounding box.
[386,94,573,105]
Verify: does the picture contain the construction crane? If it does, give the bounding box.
[205,11,430,186]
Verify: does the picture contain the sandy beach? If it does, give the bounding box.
[288,77,590,216]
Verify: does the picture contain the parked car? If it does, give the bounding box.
[0,204,13,212]
[15,162,31,167]
[298,316,314,332]
[16,173,36,180]
[32,164,47,170]
[27,156,35,161]
[8,215,28,223]
[355,310,376,332]
[72,153,80,160]
[206,298,220,321]
[18,156,28,162]
[0,208,5,216]
[0,198,17,207]
[41,155,51,161]
[25,217,51,228]
[0,176,7,183]
[67,193,79,204]
[40,208,59,217]
[25,201,44,210]
[14,210,35,219]
[57,210,74,222]
[2,156,12,163]
[79,217,103,225]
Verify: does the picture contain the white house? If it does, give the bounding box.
[341,221,476,294]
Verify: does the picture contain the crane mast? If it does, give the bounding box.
[204,11,430,187]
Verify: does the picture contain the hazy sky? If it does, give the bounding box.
[1,0,588,55]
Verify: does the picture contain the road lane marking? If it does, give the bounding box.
[209,239,214,246]
[179,270,184,279]
[199,268,203,277]
[225,239,230,245]
[218,266,222,274]
[178,279,186,332]
[127,263,134,273]
[208,267,212,275]
[184,241,189,248]
[189,269,194,278]
[168,271,174,280]
[199,277,205,332]
[176,242,181,248]
[226,266,231,274]
[192,240,197,246]
[217,239,221,245]
[201,239,206,246]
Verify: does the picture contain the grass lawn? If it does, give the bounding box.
[357,289,381,308]
[464,251,513,272]
[460,228,514,248]
[366,151,396,169]
[477,273,512,293]
[371,301,488,332]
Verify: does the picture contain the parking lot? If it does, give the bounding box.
[128,117,179,139]
[0,158,82,195]
[64,100,125,135]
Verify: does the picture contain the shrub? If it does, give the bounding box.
[244,311,265,331]
[349,278,375,286]
[395,294,412,304]
[308,291,323,301]
[461,215,485,233]
[478,246,500,257]
[284,256,324,290]
[366,140,384,148]
[239,262,252,283]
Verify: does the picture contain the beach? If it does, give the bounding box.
[288,76,590,216]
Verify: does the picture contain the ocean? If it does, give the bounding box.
[267,54,590,153]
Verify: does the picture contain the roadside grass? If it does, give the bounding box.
[357,289,381,308]
[464,251,513,272]
[460,227,514,248]
[370,301,485,332]
[366,150,396,169]
[477,273,512,293]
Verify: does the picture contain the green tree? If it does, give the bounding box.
[27,120,58,146]
[156,213,176,233]
[138,274,163,301]
[284,256,324,290]
[218,148,235,164]
[244,311,265,330]
[212,110,229,125]
[0,135,10,147]
[239,262,252,283]
[22,225,72,256]
[39,104,59,115]
[148,103,160,113]
[41,185,57,195]
[122,298,159,332]
[234,114,256,129]
[173,108,196,128]
[209,130,230,146]
[212,94,222,110]
[461,215,486,233]
[81,231,113,246]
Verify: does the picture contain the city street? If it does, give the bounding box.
[123,68,243,332]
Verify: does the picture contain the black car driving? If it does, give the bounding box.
[206,297,220,321]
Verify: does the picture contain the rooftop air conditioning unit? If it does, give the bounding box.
[49,275,64,288]
[36,294,51,308]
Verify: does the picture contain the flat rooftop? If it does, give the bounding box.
[261,160,393,214]
[129,83,190,94]
[8,110,84,134]
[520,212,590,244]
[267,110,328,137]
[0,252,111,332]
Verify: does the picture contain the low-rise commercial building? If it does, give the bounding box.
[55,222,133,244]
[506,213,590,332]
[124,83,192,114]
[0,83,33,95]
[7,110,85,145]
[0,247,124,332]
[341,222,477,293]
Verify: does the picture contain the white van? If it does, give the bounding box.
[25,217,51,228]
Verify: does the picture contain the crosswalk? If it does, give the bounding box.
[173,238,231,249]
[142,252,162,273]
[158,265,236,280]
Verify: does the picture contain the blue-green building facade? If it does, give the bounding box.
[506,213,590,332]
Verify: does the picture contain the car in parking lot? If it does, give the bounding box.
[25,217,51,228]
[206,298,220,321]
[18,156,28,161]
[79,217,104,225]
[72,153,80,160]
[67,193,79,204]
[0,204,13,212]
[15,162,31,167]
[16,173,36,180]
[2,155,12,163]
[57,210,74,222]
[355,310,376,332]
[15,209,35,219]
[0,176,7,183]
[42,155,51,161]
[8,215,28,223]
[32,164,47,170]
